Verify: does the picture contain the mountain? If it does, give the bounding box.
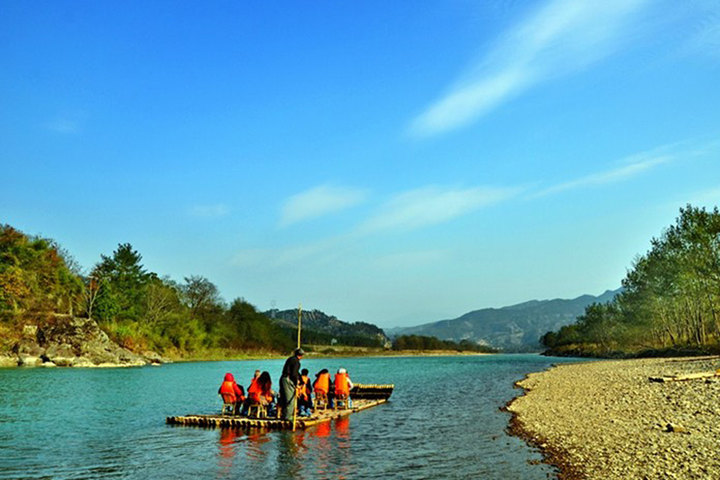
[264,308,389,347]
[393,289,622,352]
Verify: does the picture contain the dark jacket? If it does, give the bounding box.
[280,354,301,384]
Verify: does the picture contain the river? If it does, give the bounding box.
[0,354,578,479]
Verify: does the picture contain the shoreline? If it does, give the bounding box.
[506,356,720,479]
[0,348,495,368]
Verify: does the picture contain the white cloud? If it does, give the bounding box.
[536,154,673,197]
[409,0,649,137]
[188,204,230,217]
[280,185,367,227]
[232,238,343,269]
[358,185,521,233]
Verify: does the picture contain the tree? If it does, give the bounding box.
[182,276,222,317]
[92,243,151,322]
[0,224,83,317]
[545,205,720,356]
[145,276,183,326]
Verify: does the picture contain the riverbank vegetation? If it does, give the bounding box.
[542,205,720,357]
[2,224,484,361]
[392,334,496,353]
[0,225,377,359]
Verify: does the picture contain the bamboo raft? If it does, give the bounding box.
[166,384,394,430]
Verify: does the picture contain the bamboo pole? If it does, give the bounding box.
[293,303,302,432]
[297,303,302,348]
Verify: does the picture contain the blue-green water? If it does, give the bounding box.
[0,354,578,479]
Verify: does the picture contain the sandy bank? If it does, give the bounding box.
[507,357,720,480]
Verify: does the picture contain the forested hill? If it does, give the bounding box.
[394,289,621,352]
[265,308,389,347]
[0,223,297,364]
[0,222,393,366]
[542,205,720,358]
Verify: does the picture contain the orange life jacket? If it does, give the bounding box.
[334,373,349,396]
[220,381,239,403]
[299,375,310,401]
[247,378,261,403]
[314,372,330,395]
[264,391,274,402]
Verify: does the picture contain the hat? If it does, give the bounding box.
[294,348,305,356]
[337,367,346,374]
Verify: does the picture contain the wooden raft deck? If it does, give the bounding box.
[166,398,388,430]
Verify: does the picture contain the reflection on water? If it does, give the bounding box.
[0,354,579,480]
[216,416,355,479]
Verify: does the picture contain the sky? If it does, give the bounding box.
[2,0,720,328]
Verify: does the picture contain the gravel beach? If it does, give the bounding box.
[507,357,720,480]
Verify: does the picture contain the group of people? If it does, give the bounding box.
[217,348,355,420]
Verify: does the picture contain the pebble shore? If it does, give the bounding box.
[507,356,720,480]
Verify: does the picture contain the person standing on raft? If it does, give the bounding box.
[279,348,304,420]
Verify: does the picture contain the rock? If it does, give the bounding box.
[141,350,170,364]
[40,317,147,367]
[73,356,94,367]
[7,317,154,368]
[14,339,45,366]
[44,343,77,367]
[666,423,690,434]
[18,355,43,366]
[22,324,38,337]
[0,354,19,367]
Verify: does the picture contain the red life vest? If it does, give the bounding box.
[247,378,261,402]
[314,372,330,395]
[220,381,239,403]
[334,373,349,396]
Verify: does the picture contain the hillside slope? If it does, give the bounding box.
[265,308,389,347]
[395,289,621,352]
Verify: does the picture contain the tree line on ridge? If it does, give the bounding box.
[542,205,720,357]
[0,224,489,357]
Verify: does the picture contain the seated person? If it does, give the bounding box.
[245,371,275,416]
[333,368,353,408]
[242,370,262,415]
[298,368,313,417]
[218,372,245,414]
[313,368,331,407]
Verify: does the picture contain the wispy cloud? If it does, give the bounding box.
[188,204,230,218]
[533,138,718,198]
[677,3,720,59]
[408,0,649,137]
[535,154,673,197]
[280,185,368,227]
[232,238,343,269]
[358,185,521,233]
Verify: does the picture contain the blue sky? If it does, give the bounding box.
[2,0,719,327]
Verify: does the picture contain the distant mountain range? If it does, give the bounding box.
[389,289,622,352]
[264,308,389,347]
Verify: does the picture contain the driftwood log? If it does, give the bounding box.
[649,371,720,383]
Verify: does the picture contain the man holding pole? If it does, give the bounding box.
[279,347,304,421]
